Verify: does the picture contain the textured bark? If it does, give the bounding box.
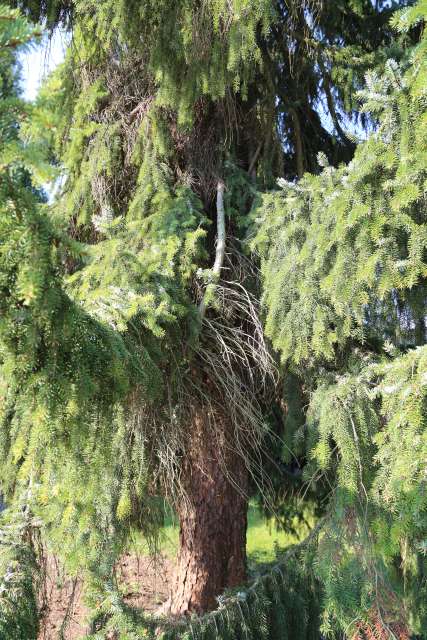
[168,405,248,615]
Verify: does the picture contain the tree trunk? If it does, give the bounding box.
[168,404,248,615]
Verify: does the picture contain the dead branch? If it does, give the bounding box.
[198,179,226,322]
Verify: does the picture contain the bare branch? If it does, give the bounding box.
[198,179,226,322]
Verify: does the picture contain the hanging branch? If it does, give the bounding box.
[289,107,305,178]
[318,57,354,148]
[248,141,263,178]
[158,518,325,639]
[198,179,226,322]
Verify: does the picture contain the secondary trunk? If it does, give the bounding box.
[168,403,248,615]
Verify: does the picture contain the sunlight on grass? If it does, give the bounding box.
[246,505,310,563]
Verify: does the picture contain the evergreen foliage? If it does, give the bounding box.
[1,0,279,630]
[0,500,40,640]
[0,0,425,638]
[255,3,427,635]
[0,6,164,632]
[0,7,44,638]
[255,54,426,363]
[17,0,407,176]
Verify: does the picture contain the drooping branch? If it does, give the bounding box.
[289,107,305,178]
[198,179,226,322]
[248,141,263,179]
[318,57,354,148]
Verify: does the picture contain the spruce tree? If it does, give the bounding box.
[0,0,419,637]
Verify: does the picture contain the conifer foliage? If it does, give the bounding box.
[0,0,426,639]
[255,3,427,635]
[0,4,162,633]
[0,7,44,637]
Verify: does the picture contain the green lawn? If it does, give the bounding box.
[246,503,310,563]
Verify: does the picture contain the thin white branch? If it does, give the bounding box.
[199,179,226,322]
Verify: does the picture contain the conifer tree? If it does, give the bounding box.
[0,0,417,635]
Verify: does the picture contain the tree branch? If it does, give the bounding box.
[318,57,354,148]
[199,180,226,322]
[248,141,263,178]
[289,107,304,178]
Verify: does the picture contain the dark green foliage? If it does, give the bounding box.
[1,1,279,627]
[0,9,45,637]
[0,174,165,619]
[16,0,411,177]
[255,65,427,365]
[0,5,164,622]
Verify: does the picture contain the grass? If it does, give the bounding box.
[246,503,310,563]
[128,500,312,564]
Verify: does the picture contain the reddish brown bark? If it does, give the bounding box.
[168,404,248,615]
